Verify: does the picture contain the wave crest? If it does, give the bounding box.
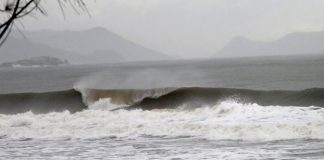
[1,87,324,114]
[77,87,324,110]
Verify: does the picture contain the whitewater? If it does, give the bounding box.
[1,100,324,140]
[1,56,324,159]
[1,100,324,159]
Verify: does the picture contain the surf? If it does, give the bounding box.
[77,87,324,111]
[1,100,324,141]
[0,87,324,114]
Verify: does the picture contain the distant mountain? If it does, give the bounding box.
[0,37,127,64]
[18,27,169,61]
[83,49,124,64]
[0,37,82,63]
[215,31,324,58]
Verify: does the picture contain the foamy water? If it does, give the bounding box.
[1,100,323,141]
[1,57,324,159]
[1,101,324,159]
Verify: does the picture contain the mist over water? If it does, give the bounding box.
[74,68,204,90]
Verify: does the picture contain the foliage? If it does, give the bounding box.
[0,0,87,46]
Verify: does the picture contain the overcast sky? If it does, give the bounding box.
[21,0,324,58]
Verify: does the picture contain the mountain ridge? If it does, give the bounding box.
[20,27,169,61]
[215,31,324,58]
[1,27,169,64]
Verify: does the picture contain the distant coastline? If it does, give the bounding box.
[0,56,69,68]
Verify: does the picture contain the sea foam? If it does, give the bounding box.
[0,100,323,141]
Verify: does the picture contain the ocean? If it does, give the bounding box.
[0,55,324,159]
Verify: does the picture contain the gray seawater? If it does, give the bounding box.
[2,138,324,160]
[1,55,324,93]
[1,55,324,159]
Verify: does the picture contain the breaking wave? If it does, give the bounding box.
[1,100,324,141]
[1,87,324,141]
[0,87,324,114]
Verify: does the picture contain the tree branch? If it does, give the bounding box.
[0,0,87,46]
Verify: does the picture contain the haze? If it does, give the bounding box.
[10,0,324,58]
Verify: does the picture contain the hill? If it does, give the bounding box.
[215,31,324,58]
[21,27,169,61]
[1,27,169,64]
